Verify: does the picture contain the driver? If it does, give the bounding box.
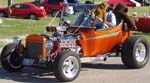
[74,1,95,27]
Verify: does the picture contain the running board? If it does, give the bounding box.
[80,56,107,63]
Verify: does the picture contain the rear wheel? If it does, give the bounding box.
[51,10,60,17]
[53,51,81,82]
[0,43,24,72]
[0,11,5,17]
[28,13,37,20]
[121,36,149,69]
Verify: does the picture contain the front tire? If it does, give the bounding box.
[121,36,149,69]
[0,11,5,17]
[53,51,81,82]
[28,13,37,20]
[0,43,24,72]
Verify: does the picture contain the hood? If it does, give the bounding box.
[0,7,8,10]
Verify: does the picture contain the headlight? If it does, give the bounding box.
[13,37,21,45]
[45,40,54,50]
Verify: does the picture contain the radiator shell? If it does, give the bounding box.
[26,34,47,61]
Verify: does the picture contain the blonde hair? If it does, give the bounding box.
[93,2,109,23]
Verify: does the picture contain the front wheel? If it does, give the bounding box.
[121,36,150,69]
[53,51,81,82]
[28,13,37,20]
[0,43,24,72]
[0,11,5,17]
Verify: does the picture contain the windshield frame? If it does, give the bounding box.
[59,4,96,27]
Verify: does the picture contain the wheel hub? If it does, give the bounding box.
[62,56,79,78]
[135,43,146,62]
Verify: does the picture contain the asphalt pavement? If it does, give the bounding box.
[0,57,150,83]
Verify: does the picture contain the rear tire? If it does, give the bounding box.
[53,51,81,82]
[121,36,149,69]
[51,10,60,17]
[0,43,24,72]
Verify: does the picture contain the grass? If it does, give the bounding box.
[0,0,33,6]
[128,6,150,17]
[0,42,6,48]
[81,0,106,3]
[133,31,150,41]
[0,17,59,38]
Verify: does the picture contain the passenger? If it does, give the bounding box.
[93,2,116,29]
[113,3,137,29]
[93,2,109,29]
[105,6,116,28]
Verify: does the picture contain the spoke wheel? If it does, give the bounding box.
[135,43,146,62]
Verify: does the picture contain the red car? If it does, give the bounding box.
[136,17,150,33]
[0,3,47,19]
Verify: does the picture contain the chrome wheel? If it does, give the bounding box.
[62,56,80,78]
[121,36,149,69]
[54,51,80,82]
[135,43,146,62]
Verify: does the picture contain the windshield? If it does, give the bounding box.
[34,0,45,4]
[60,4,96,27]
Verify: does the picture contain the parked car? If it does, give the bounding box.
[0,3,47,19]
[0,4,149,82]
[136,17,150,33]
[26,0,81,16]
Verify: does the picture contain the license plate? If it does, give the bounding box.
[23,58,35,66]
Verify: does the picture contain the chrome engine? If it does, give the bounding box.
[50,34,81,54]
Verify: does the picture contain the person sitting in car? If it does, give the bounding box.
[93,2,116,29]
[74,1,95,27]
[113,3,137,30]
